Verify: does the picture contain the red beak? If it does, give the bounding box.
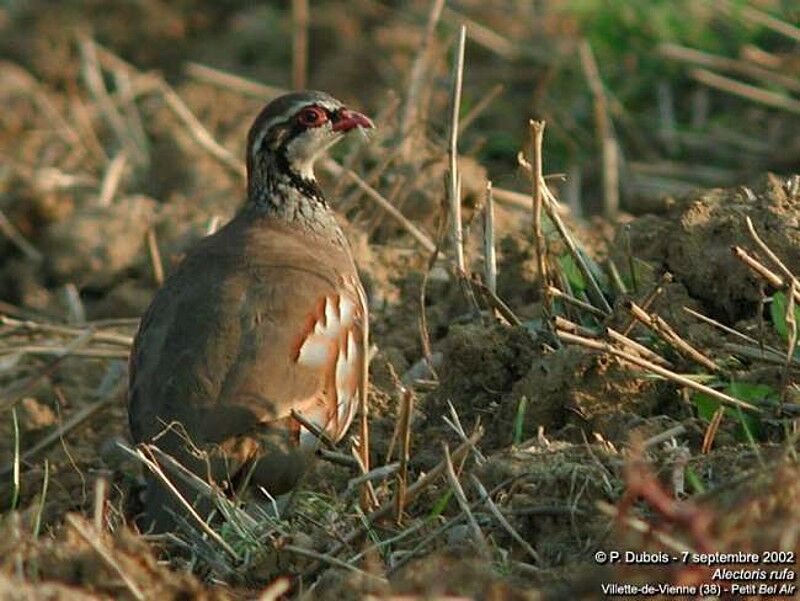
[331,109,374,133]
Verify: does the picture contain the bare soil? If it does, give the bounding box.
[1,2,800,600]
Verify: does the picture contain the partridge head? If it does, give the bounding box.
[128,91,373,531]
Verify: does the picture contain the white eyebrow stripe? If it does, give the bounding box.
[249,100,344,157]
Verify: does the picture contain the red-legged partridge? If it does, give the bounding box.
[128,91,373,530]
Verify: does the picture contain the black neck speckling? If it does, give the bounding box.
[244,146,346,246]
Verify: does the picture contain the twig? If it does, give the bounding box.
[315,426,485,572]
[66,514,146,601]
[322,160,436,253]
[483,182,497,294]
[491,186,570,216]
[443,444,490,558]
[556,330,760,412]
[470,475,540,563]
[77,36,144,165]
[447,25,467,272]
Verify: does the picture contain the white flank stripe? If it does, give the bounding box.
[297,335,330,368]
[339,296,355,326]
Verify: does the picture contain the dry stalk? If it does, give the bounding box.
[596,501,694,555]
[529,120,551,315]
[470,474,540,563]
[0,390,116,477]
[442,7,517,59]
[322,159,436,252]
[447,25,467,272]
[96,152,128,207]
[0,329,95,412]
[691,68,800,115]
[470,276,522,326]
[290,409,337,450]
[660,43,800,95]
[443,444,491,558]
[399,0,446,151]
[524,151,612,314]
[159,81,246,179]
[605,327,674,369]
[556,329,760,412]
[683,306,784,356]
[77,35,145,164]
[418,226,443,380]
[483,182,497,295]
[93,477,108,531]
[625,301,720,373]
[702,406,725,454]
[715,0,800,43]
[347,462,400,495]
[66,514,146,601]
[732,246,800,303]
[321,426,485,565]
[394,388,414,524]
[724,342,800,369]
[146,228,165,286]
[491,185,571,216]
[547,285,608,319]
[184,62,286,98]
[745,216,799,285]
[350,442,380,510]
[579,40,618,218]
[621,272,673,336]
[642,424,686,449]
[460,84,504,134]
[291,0,309,90]
[0,209,43,262]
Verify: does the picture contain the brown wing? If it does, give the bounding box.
[128,215,367,492]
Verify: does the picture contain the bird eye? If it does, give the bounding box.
[298,106,327,127]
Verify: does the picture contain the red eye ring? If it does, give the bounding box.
[298,106,327,127]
